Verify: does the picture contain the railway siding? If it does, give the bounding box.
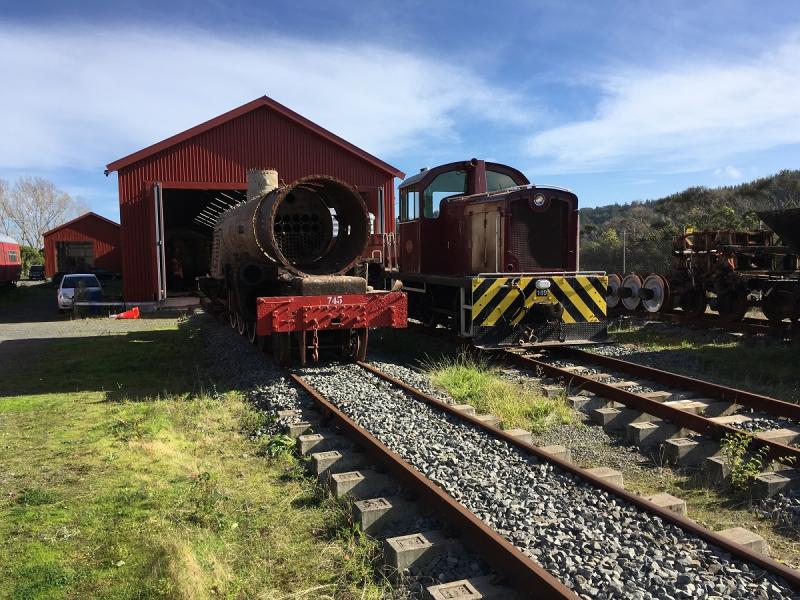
[296,363,799,599]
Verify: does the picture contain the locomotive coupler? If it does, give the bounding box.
[311,323,320,362]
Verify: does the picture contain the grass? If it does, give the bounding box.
[0,317,389,599]
[425,351,576,433]
[609,323,800,403]
[622,467,800,568]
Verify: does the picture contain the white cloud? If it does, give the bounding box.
[0,25,533,172]
[526,37,800,173]
[714,165,742,180]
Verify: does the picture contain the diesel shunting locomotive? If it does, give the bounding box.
[391,159,608,347]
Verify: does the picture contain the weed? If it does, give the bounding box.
[720,432,770,491]
[257,433,297,458]
[17,487,57,506]
[239,405,273,439]
[425,351,575,432]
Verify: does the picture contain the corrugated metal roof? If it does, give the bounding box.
[43,212,120,238]
[0,234,19,245]
[106,96,405,179]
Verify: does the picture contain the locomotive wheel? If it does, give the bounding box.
[641,274,669,314]
[762,289,793,324]
[716,289,748,323]
[679,288,706,319]
[354,329,368,362]
[236,313,246,335]
[272,333,292,366]
[341,329,368,361]
[257,334,269,352]
[620,273,643,312]
[246,321,257,344]
[606,273,622,316]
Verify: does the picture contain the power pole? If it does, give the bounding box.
[622,229,627,274]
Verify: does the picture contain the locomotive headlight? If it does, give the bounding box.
[532,193,546,207]
[535,279,551,290]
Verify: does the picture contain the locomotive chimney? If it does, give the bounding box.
[247,169,279,201]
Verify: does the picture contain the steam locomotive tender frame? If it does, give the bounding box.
[393,159,608,347]
[607,208,800,325]
[199,169,407,364]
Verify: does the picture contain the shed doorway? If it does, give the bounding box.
[157,185,246,297]
[56,241,94,273]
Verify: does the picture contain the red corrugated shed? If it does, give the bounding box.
[43,212,121,278]
[106,96,405,302]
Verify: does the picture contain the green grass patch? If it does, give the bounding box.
[610,324,800,402]
[0,318,390,599]
[425,352,576,433]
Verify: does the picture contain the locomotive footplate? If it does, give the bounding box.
[256,291,407,336]
[469,273,608,348]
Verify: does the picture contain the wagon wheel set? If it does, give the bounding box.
[607,272,799,325]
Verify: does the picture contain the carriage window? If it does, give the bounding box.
[487,170,519,192]
[399,189,419,221]
[423,170,467,218]
[7,250,18,262]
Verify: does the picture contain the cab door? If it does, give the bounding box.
[397,189,421,273]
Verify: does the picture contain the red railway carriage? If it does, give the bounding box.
[0,235,22,287]
[392,159,607,347]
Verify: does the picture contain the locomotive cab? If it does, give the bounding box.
[394,159,607,347]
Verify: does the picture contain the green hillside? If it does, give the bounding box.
[579,169,800,274]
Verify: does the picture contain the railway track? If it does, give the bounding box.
[509,346,800,494]
[279,359,800,599]
[614,312,798,340]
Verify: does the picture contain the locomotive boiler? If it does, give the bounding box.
[392,159,608,347]
[200,169,407,364]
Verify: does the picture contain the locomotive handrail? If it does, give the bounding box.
[475,270,606,277]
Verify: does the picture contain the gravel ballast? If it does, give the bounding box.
[300,363,798,600]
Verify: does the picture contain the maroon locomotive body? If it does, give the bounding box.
[0,235,22,287]
[392,159,607,347]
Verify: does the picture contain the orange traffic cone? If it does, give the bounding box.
[110,306,140,320]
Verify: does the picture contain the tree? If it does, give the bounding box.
[0,177,88,248]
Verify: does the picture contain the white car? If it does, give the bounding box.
[58,273,102,311]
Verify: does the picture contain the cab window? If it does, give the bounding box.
[423,170,467,218]
[487,170,519,192]
[399,188,419,221]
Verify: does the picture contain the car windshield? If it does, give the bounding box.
[62,276,100,288]
[30,266,43,271]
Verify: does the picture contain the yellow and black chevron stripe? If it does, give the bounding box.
[471,275,607,328]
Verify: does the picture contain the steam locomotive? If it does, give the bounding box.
[199,169,407,364]
[391,159,608,347]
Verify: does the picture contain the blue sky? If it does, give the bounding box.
[2,0,800,222]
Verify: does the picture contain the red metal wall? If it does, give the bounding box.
[117,106,397,301]
[43,214,121,278]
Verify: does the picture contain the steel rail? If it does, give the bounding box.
[354,361,800,590]
[553,346,800,421]
[503,351,800,465]
[289,372,577,600]
[649,311,797,338]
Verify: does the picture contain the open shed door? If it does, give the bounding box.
[154,182,167,301]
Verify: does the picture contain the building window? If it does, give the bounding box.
[423,170,467,218]
[487,170,519,192]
